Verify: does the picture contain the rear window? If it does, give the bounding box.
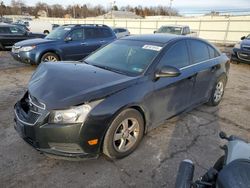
[84,27,113,39]
[189,40,210,64]
[99,28,113,38]
[208,46,220,58]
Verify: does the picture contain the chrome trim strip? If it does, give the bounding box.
[237,52,250,62]
[28,94,46,110]
[180,57,219,70]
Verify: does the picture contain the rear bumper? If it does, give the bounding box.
[231,48,250,64]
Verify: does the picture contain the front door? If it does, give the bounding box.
[152,40,195,125]
[60,28,86,61]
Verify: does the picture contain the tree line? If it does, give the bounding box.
[0,0,179,18]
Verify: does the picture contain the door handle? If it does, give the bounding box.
[187,73,197,81]
[81,42,88,45]
[211,65,220,72]
[100,40,105,43]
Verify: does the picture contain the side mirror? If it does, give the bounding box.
[241,36,246,40]
[155,66,181,78]
[154,31,156,34]
[64,36,72,42]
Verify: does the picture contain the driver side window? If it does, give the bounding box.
[158,40,189,68]
[68,28,84,41]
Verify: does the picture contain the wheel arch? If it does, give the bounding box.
[38,50,61,63]
[100,104,147,152]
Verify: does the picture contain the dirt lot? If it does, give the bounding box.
[0,50,250,188]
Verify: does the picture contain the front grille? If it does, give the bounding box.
[242,45,250,51]
[15,93,46,126]
[237,52,250,62]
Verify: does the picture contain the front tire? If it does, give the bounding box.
[40,52,59,63]
[103,108,144,159]
[207,75,227,106]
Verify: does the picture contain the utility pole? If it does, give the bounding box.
[169,0,174,18]
[73,3,76,18]
[110,1,115,19]
[0,1,3,18]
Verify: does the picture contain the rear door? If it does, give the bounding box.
[187,39,220,105]
[97,27,115,45]
[152,40,195,125]
[82,27,102,56]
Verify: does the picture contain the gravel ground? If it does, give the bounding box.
[0,49,249,188]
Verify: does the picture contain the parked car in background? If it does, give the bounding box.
[112,27,130,38]
[27,20,53,34]
[154,25,197,37]
[11,24,116,64]
[15,20,30,27]
[0,23,45,50]
[12,23,30,32]
[231,34,250,64]
[52,24,60,30]
[14,34,230,159]
[0,17,13,24]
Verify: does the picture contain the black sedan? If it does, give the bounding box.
[0,23,45,50]
[14,34,230,159]
[231,34,250,64]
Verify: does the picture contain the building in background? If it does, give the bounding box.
[37,10,47,17]
[99,11,142,19]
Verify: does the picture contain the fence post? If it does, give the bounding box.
[198,19,202,37]
[224,19,230,44]
[139,19,142,34]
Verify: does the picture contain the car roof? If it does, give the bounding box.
[0,23,11,27]
[61,24,110,28]
[122,34,183,44]
[160,25,189,28]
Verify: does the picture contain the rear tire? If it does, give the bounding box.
[44,30,49,35]
[103,108,144,159]
[207,75,227,106]
[40,52,59,63]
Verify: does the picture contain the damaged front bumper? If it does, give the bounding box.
[13,93,99,159]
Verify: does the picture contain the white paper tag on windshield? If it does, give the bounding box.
[142,45,162,51]
[64,28,71,30]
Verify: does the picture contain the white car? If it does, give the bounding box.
[112,27,130,38]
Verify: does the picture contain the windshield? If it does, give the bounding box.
[157,26,182,35]
[246,34,250,39]
[45,26,72,40]
[85,40,162,76]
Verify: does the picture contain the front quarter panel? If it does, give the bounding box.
[80,76,154,154]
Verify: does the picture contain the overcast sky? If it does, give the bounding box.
[3,0,250,10]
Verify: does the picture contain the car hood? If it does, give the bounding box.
[28,62,138,110]
[15,38,56,47]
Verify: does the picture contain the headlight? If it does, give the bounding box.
[234,42,241,49]
[19,45,36,52]
[49,104,92,124]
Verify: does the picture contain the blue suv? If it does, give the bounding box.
[11,24,116,64]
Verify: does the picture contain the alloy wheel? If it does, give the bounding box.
[113,118,140,153]
[213,81,224,103]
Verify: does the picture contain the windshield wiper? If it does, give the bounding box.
[91,64,128,75]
